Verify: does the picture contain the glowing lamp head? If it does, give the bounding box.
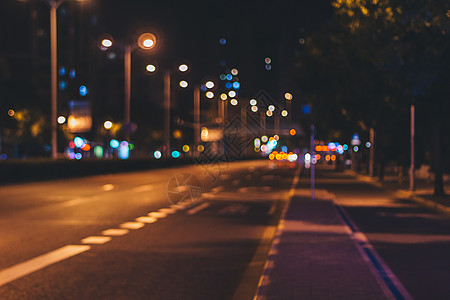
[138,33,156,50]
[146,64,156,73]
[179,64,189,72]
[101,39,112,48]
[104,121,113,129]
[205,81,214,89]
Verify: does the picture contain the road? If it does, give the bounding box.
[0,160,449,299]
[0,160,296,299]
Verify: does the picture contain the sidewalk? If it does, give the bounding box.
[253,193,400,300]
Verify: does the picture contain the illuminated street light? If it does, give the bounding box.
[19,0,87,158]
[57,116,66,124]
[146,64,156,72]
[104,120,113,129]
[179,64,189,72]
[101,39,112,48]
[179,80,188,88]
[102,32,156,143]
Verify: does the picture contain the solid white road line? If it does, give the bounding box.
[81,236,111,245]
[0,245,91,287]
[186,202,210,215]
[102,229,129,236]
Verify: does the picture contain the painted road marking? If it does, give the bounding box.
[0,245,91,287]
[81,236,112,245]
[159,208,177,214]
[136,216,158,223]
[120,222,145,230]
[102,229,129,236]
[170,204,185,210]
[210,186,224,194]
[132,185,153,192]
[102,184,114,191]
[186,202,210,215]
[148,212,167,218]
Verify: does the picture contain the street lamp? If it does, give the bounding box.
[101,32,156,142]
[145,63,189,157]
[18,0,86,158]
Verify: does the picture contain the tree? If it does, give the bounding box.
[293,0,449,195]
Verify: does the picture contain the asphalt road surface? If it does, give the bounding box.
[1,160,449,299]
[0,160,296,299]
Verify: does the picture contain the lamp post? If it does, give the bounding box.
[146,63,189,157]
[19,0,85,158]
[101,33,156,142]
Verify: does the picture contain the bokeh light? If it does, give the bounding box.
[281,110,288,117]
[179,80,188,88]
[230,99,238,106]
[146,64,156,72]
[104,120,113,129]
[154,150,162,159]
[57,116,66,124]
[251,106,258,112]
[206,91,214,99]
[228,91,236,97]
[249,99,257,106]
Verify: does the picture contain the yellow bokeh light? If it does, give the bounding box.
[206,91,214,99]
[220,93,227,100]
[8,109,15,117]
[281,110,288,117]
[251,106,258,112]
[138,33,156,50]
[182,145,190,152]
[179,80,188,88]
[266,110,273,117]
[230,99,238,106]
[198,145,205,152]
[285,92,293,100]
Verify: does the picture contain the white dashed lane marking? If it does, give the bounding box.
[186,202,210,215]
[148,212,167,218]
[136,216,158,223]
[120,222,145,230]
[0,245,91,287]
[81,236,112,245]
[102,229,129,236]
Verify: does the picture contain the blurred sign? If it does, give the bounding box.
[68,101,92,133]
[201,128,223,142]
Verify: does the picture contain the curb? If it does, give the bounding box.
[352,171,450,216]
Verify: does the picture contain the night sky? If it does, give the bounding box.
[1,0,332,142]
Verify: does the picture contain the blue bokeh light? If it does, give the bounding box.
[79,85,87,96]
[171,151,180,158]
[233,82,240,89]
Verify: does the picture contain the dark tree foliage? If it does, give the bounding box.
[293,0,449,195]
